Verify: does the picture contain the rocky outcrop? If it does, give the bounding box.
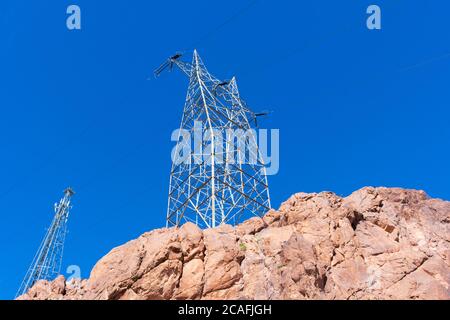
[18,187,450,300]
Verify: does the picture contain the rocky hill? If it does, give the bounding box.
[18,187,450,300]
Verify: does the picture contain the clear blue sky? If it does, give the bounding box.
[1,0,449,299]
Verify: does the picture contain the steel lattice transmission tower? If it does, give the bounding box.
[16,188,75,297]
[155,50,271,229]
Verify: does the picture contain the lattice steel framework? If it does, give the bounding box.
[155,51,271,229]
[16,188,74,297]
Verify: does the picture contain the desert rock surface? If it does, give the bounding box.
[18,187,450,300]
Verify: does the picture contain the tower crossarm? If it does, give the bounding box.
[154,51,256,118]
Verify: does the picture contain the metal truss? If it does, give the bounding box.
[16,188,74,297]
[156,51,271,229]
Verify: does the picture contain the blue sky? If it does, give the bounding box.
[1,0,449,299]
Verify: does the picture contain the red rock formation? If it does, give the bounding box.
[18,187,450,300]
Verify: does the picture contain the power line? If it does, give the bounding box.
[400,51,450,72]
[186,0,261,50]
